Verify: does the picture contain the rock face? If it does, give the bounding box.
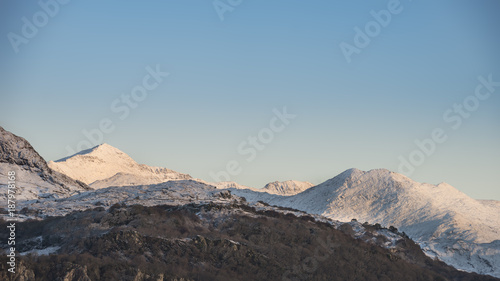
[0,126,90,200]
[262,180,313,195]
[0,126,50,172]
[10,261,36,281]
[48,143,192,188]
[62,264,92,281]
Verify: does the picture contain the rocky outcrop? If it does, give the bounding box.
[0,126,49,172]
[62,264,92,281]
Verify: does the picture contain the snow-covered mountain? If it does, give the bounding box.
[262,180,313,195]
[228,168,500,277]
[0,126,90,200]
[4,130,499,278]
[48,143,191,188]
[210,180,312,196]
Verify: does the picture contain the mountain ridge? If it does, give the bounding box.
[0,126,91,200]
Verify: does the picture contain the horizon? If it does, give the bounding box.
[1,1,499,200]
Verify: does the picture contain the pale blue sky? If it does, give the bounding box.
[1,0,499,199]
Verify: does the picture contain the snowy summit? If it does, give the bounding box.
[48,143,191,188]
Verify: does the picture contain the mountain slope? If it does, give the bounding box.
[228,168,500,277]
[0,126,90,200]
[48,143,191,188]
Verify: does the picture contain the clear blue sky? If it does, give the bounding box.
[1,0,499,199]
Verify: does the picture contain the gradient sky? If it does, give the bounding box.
[1,0,499,199]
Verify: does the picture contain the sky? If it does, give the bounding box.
[0,0,499,199]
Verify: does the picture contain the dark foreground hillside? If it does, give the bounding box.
[1,202,498,281]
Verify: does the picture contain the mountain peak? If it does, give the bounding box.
[323,168,365,186]
[55,143,126,162]
[329,168,414,186]
[340,167,364,176]
[93,143,121,152]
[48,143,191,186]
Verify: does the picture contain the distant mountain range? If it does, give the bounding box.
[1,125,499,278]
[48,142,312,196]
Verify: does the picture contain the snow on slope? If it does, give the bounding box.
[17,179,232,219]
[480,200,500,211]
[0,126,90,200]
[228,168,500,277]
[48,143,191,188]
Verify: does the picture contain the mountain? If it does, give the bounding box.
[0,126,90,200]
[228,168,500,277]
[48,143,191,188]
[211,180,312,196]
[262,180,313,195]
